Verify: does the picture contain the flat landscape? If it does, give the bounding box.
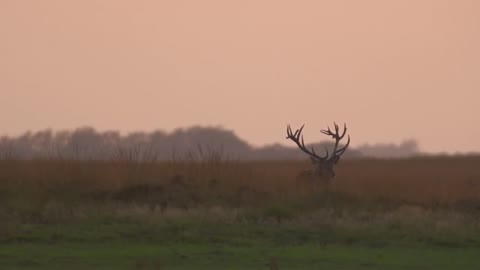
[1,156,480,269]
[3,1,479,269]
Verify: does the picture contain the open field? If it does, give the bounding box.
[1,156,480,269]
[2,220,480,270]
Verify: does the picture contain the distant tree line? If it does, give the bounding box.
[0,126,420,161]
[356,140,419,158]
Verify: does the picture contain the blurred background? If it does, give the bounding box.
[1,0,479,154]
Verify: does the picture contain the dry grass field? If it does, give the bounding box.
[1,156,480,209]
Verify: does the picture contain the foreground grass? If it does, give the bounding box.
[3,242,480,270]
[1,216,480,270]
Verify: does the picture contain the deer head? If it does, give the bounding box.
[286,123,350,180]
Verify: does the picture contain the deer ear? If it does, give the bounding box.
[310,157,317,164]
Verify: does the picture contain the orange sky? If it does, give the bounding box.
[1,0,479,153]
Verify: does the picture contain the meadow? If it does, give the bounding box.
[1,156,480,269]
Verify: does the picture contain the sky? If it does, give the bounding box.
[1,0,479,153]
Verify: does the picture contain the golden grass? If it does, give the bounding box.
[337,157,480,204]
[0,156,479,209]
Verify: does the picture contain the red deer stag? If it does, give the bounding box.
[286,123,350,192]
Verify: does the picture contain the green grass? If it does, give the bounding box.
[1,219,480,270]
[3,242,479,270]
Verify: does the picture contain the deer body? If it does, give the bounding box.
[295,170,330,193]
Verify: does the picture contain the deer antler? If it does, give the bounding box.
[320,122,350,164]
[286,123,350,163]
[286,124,328,161]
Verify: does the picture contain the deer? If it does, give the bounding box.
[286,123,350,193]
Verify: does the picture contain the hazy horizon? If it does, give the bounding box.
[1,1,479,153]
[0,124,465,156]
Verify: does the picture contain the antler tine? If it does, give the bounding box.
[320,126,332,137]
[287,124,300,140]
[296,124,305,138]
[339,123,347,139]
